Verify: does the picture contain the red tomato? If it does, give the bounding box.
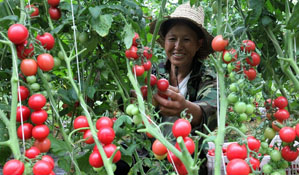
[83,130,94,144]
[211,35,228,52]
[28,94,47,111]
[96,117,113,130]
[36,32,55,50]
[132,32,139,46]
[34,138,51,153]
[89,151,103,168]
[152,139,167,156]
[143,61,152,71]
[49,7,61,20]
[175,137,195,154]
[103,144,121,163]
[274,96,288,109]
[244,68,257,81]
[3,159,25,175]
[17,40,34,59]
[41,155,55,170]
[20,59,38,76]
[281,146,299,162]
[16,106,31,122]
[157,78,169,91]
[264,98,275,110]
[295,124,299,137]
[247,136,260,152]
[48,0,60,7]
[249,157,260,171]
[145,74,157,86]
[146,132,154,138]
[274,109,290,121]
[177,163,188,175]
[167,151,182,165]
[172,119,191,138]
[37,53,54,71]
[241,40,256,52]
[233,61,241,72]
[143,46,152,59]
[132,65,144,76]
[226,143,247,160]
[31,109,48,125]
[125,46,138,59]
[33,160,53,175]
[279,127,296,143]
[73,116,89,132]
[97,127,115,145]
[226,159,250,175]
[25,146,40,159]
[222,49,238,64]
[7,24,29,44]
[17,123,33,139]
[246,52,260,66]
[272,120,282,132]
[32,124,50,141]
[25,5,39,17]
[140,85,148,99]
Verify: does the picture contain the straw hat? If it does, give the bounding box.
[150,3,214,59]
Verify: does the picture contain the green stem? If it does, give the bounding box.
[195,131,209,139]
[18,0,26,24]
[133,150,146,175]
[0,110,10,127]
[225,126,247,138]
[272,70,291,111]
[0,140,10,146]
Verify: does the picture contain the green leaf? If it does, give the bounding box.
[58,156,71,172]
[48,134,69,156]
[89,6,102,18]
[122,23,135,49]
[68,88,78,101]
[261,16,273,27]
[91,14,114,37]
[0,103,10,112]
[77,151,93,174]
[87,86,96,99]
[58,89,72,104]
[0,15,18,22]
[247,0,264,24]
[286,2,299,29]
[121,155,133,166]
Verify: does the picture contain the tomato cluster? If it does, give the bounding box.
[48,0,61,20]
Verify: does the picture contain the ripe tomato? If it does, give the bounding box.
[295,124,299,137]
[233,61,241,72]
[103,144,121,163]
[73,116,89,132]
[226,159,250,175]
[49,7,61,20]
[145,74,157,86]
[211,35,228,52]
[25,5,39,17]
[33,160,53,175]
[279,127,296,143]
[25,146,40,159]
[264,98,275,109]
[167,151,182,165]
[34,138,51,153]
[143,61,152,71]
[247,136,260,152]
[32,124,50,141]
[3,159,25,175]
[281,146,299,162]
[272,120,282,132]
[244,68,257,81]
[274,109,290,121]
[226,143,247,160]
[125,46,138,59]
[143,46,152,59]
[222,49,237,64]
[246,52,260,66]
[241,40,256,52]
[249,157,260,171]
[83,130,94,144]
[31,109,48,125]
[28,94,47,111]
[132,32,139,47]
[97,127,115,145]
[152,139,167,156]
[172,119,191,138]
[7,24,28,44]
[274,96,288,109]
[96,117,113,130]
[37,53,54,71]
[175,137,195,154]
[16,106,31,122]
[20,59,38,76]
[157,78,169,91]
[154,153,167,160]
[141,85,147,99]
[36,32,55,50]
[177,163,188,175]
[89,151,103,168]
[48,0,60,7]
[17,123,33,139]
[132,65,144,76]
[17,40,34,59]
[41,155,55,170]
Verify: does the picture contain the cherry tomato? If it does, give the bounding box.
[246,52,260,66]
[154,153,167,160]
[25,5,39,17]
[152,139,167,156]
[167,151,182,165]
[132,65,144,76]
[234,101,247,114]
[226,159,250,175]
[281,146,299,162]
[270,149,282,161]
[262,164,273,174]
[226,143,247,160]
[227,92,238,104]
[32,124,50,141]
[211,35,228,52]
[141,85,148,99]
[17,123,33,139]
[264,98,275,109]
[34,138,51,153]
[17,40,34,59]
[247,136,260,152]
[16,106,31,122]
[295,124,299,137]
[143,46,152,59]
[125,46,138,59]
[233,61,241,72]
[49,7,61,20]
[7,24,28,44]
[132,32,139,46]
[272,120,282,132]
[73,116,89,132]
[143,61,152,71]
[177,163,188,175]
[96,117,113,130]
[175,137,195,154]
[103,144,121,163]
[274,109,290,121]
[31,109,48,125]
[28,94,47,111]
[146,132,154,138]
[279,127,296,143]
[37,53,54,71]
[145,74,157,86]
[48,0,60,7]
[41,155,55,170]
[20,59,38,76]
[222,49,237,64]
[36,32,55,50]
[264,127,276,139]
[3,159,25,175]
[89,151,103,168]
[78,32,88,43]
[249,157,260,171]
[157,78,169,91]
[274,96,288,109]
[244,68,257,81]
[245,104,255,114]
[241,40,256,52]
[172,119,191,138]
[97,127,115,145]
[83,130,95,144]
[25,146,40,159]
[33,160,53,175]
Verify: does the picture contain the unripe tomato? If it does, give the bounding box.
[172,119,191,138]
[3,159,25,175]
[16,106,31,122]
[234,101,247,114]
[157,79,169,91]
[264,127,276,139]
[274,96,288,109]
[8,24,29,44]
[270,149,282,161]
[37,53,54,71]
[28,94,47,111]
[73,116,89,132]
[222,49,237,64]
[152,139,167,156]
[20,59,38,76]
[154,153,167,160]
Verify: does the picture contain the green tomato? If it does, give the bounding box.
[262,164,272,174]
[224,52,232,62]
[227,63,234,73]
[245,104,255,114]
[276,169,286,175]
[79,32,88,43]
[227,92,238,104]
[261,142,268,149]
[239,113,247,122]
[43,73,51,81]
[234,101,247,114]
[280,160,289,169]
[229,83,238,92]
[264,127,276,140]
[54,57,61,68]
[271,172,281,175]
[133,114,142,125]
[131,106,139,115]
[58,51,64,60]
[26,75,36,84]
[270,150,282,161]
[125,104,135,116]
[239,123,247,133]
[30,83,40,91]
